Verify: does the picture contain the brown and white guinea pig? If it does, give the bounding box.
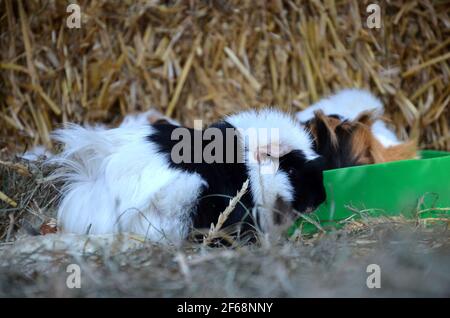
[297,89,418,170]
[305,110,418,170]
[50,109,325,244]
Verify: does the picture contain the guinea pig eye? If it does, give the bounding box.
[288,168,295,175]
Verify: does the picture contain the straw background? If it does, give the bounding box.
[1,0,449,153]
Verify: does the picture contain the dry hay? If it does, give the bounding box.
[0,0,449,154]
[0,152,449,297]
[0,155,58,242]
[0,215,449,297]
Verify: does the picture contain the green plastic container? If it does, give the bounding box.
[289,150,450,236]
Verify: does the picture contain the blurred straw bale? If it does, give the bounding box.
[0,0,449,151]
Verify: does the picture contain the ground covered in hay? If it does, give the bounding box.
[0,156,449,297]
[1,225,449,297]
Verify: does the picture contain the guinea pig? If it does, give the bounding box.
[305,110,418,169]
[50,109,325,244]
[297,89,418,169]
[297,88,401,147]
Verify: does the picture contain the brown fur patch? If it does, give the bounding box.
[349,118,417,164]
[307,111,417,167]
[381,141,418,162]
[349,122,382,164]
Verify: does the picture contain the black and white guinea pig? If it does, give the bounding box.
[51,109,325,244]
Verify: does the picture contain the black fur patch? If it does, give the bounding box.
[148,121,255,237]
[278,151,326,214]
[306,115,362,169]
[149,120,328,238]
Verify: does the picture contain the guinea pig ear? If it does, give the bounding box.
[355,111,376,127]
[312,110,339,150]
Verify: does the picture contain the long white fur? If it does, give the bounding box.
[20,145,54,161]
[227,109,317,231]
[50,123,206,244]
[51,109,317,241]
[296,89,400,147]
[227,108,317,161]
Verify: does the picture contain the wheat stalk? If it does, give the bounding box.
[203,179,249,246]
[0,190,17,208]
